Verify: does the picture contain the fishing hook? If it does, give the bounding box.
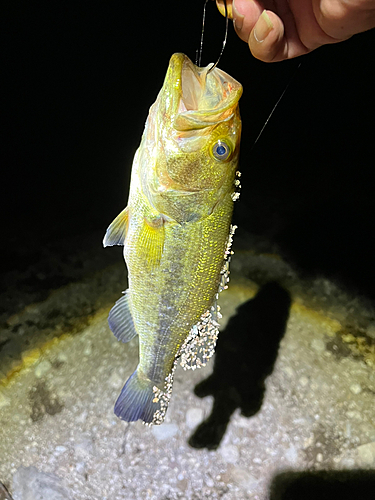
[196,0,228,72]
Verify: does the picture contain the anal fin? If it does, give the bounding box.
[108,290,137,343]
[103,207,129,247]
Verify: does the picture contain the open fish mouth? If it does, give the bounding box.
[168,53,242,130]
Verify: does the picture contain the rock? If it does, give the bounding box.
[284,446,298,464]
[108,372,123,389]
[230,467,258,489]
[219,444,239,464]
[74,438,94,458]
[350,383,362,395]
[310,339,325,353]
[356,442,375,466]
[151,423,179,441]
[0,391,10,409]
[12,466,73,500]
[34,360,52,379]
[185,408,204,429]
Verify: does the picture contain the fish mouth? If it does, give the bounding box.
[167,53,242,131]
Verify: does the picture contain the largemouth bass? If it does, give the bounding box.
[104,53,242,424]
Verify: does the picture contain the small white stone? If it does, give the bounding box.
[0,391,10,408]
[35,360,52,378]
[74,438,94,458]
[185,408,204,429]
[230,467,258,488]
[220,444,239,464]
[151,423,179,441]
[56,352,68,363]
[284,446,298,464]
[316,453,323,462]
[310,339,325,352]
[346,410,362,421]
[108,372,123,389]
[299,376,309,387]
[83,343,92,356]
[340,457,355,468]
[75,462,86,475]
[282,366,294,377]
[356,442,375,465]
[350,383,362,395]
[205,476,214,488]
[54,445,67,456]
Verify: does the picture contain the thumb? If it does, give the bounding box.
[249,10,309,62]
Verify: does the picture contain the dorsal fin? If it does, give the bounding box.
[103,207,129,247]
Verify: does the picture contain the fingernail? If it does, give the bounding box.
[253,10,273,43]
[232,0,244,31]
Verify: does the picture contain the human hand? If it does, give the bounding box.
[216,0,375,62]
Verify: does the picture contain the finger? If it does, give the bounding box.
[249,9,310,62]
[231,0,264,43]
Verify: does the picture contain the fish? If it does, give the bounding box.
[103,53,242,425]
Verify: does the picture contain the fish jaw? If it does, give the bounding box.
[139,53,242,225]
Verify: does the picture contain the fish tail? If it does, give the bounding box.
[114,368,158,423]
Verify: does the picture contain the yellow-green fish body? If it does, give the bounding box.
[104,53,242,424]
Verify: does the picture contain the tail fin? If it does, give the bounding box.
[114,368,160,423]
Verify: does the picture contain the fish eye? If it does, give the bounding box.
[212,140,231,161]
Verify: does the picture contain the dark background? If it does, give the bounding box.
[2,0,375,298]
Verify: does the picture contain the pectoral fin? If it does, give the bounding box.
[103,207,129,247]
[138,216,165,268]
[108,290,137,343]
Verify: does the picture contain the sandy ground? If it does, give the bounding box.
[1,234,375,500]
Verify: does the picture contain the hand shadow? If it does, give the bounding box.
[188,281,291,450]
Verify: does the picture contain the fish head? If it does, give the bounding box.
[143,53,242,223]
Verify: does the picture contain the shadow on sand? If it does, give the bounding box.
[189,281,291,450]
[270,469,375,500]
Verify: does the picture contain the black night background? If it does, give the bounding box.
[2,0,375,300]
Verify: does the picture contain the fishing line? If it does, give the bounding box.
[196,0,228,72]
[251,62,302,151]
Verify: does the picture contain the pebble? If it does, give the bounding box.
[0,391,10,409]
[299,376,309,387]
[54,445,67,456]
[350,383,362,395]
[346,410,362,421]
[220,444,239,464]
[356,442,375,465]
[282,366,294,378]
[316,453,323,462]
[83,343,92,356]
[35,360,52,378]
[12,466,73,500]
[151,423,179,441]
[230,467,258,488]
[310,339,326,353]
[185,408,204,429]
[75,462,86,475]
[205,476,214,488]
[284,446,298,464]
[108,372,123,389]
[74,438,94,458]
